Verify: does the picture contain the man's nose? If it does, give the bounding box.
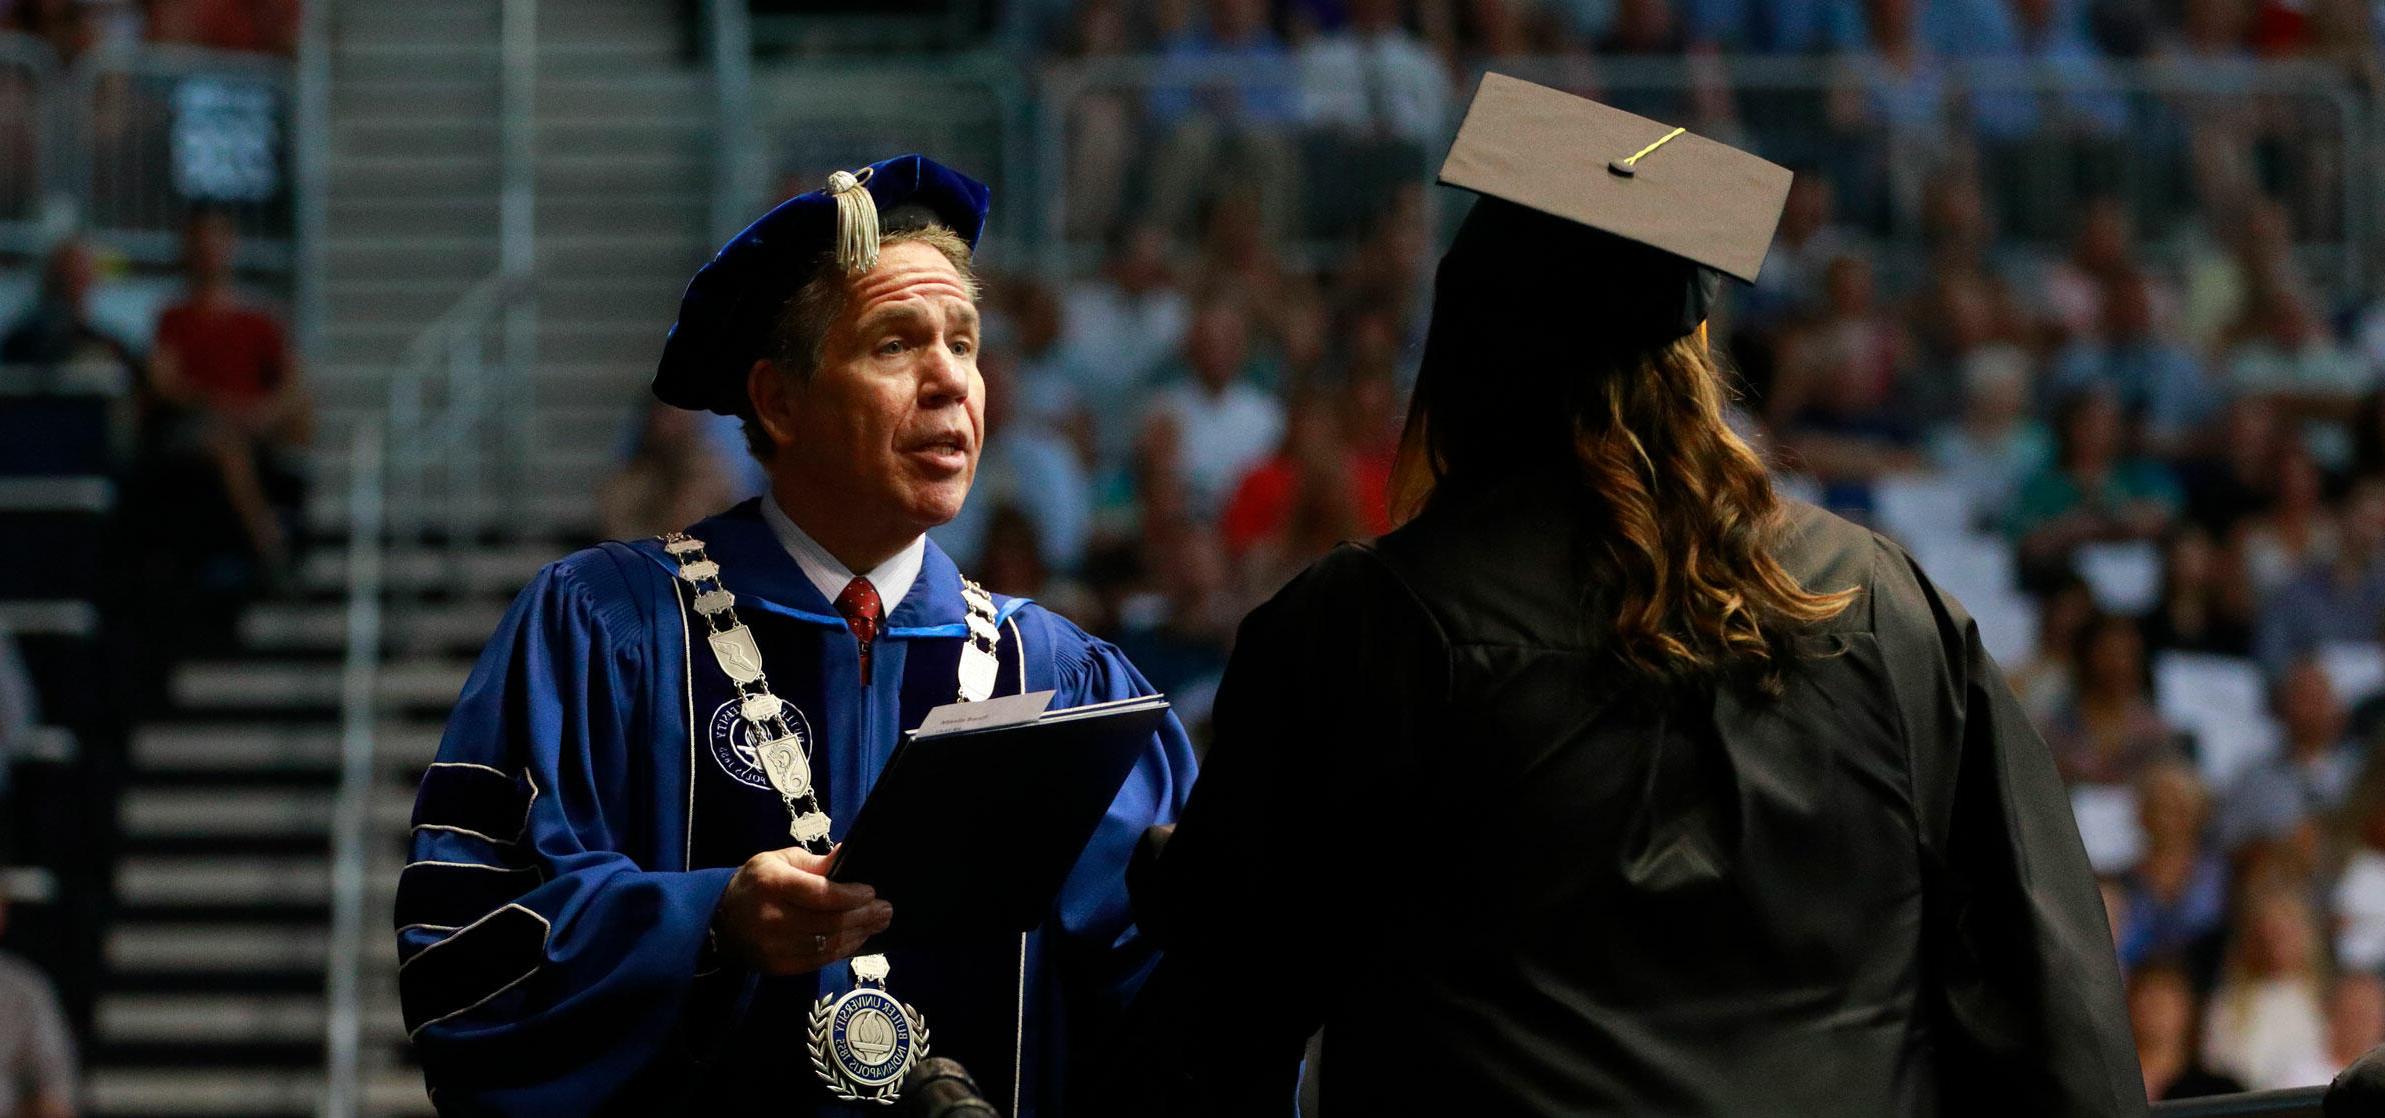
[918,338,970,402]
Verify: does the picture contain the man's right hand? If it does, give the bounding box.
[714,847,893,975]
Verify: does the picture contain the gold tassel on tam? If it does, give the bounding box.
[827,167,881,274]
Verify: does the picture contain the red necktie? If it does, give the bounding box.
[834,576,883,685]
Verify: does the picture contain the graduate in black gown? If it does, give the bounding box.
[1115,75,2145,1116]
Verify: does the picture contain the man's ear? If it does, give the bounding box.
[746,358,797,448]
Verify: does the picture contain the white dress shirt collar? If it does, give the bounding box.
[760,495,927,615]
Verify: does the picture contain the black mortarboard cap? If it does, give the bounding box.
[653,153,992,415]
[1432,73,1792,344]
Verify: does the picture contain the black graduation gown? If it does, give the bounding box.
[1117,477,2145,1116]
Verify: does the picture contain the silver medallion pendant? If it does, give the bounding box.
[808,954,929,1105]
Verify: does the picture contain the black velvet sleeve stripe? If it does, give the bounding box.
[399,903,551,1037]
[411,762,535,844]
[395,860,543,937]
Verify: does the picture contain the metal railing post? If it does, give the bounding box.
[320,418,385,1118]
[499,0,538,529]
[707,0,756,246]
[291,0,331,363]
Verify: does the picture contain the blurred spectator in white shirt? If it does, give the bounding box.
[2255,481,2385,674]
[1062,224,1191,467]
[998,281,1092,451]
[1143,297,1284,521]
[2220,657,2359,851]
[1927,345,2052,531]
[934,346,1093,577]
[1294,0,1451,146]
[2203,886,2331,1089]
[2236,444,2338,600]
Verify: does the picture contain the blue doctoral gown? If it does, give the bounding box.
[395,498,1197,1116]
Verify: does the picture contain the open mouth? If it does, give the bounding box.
[905,434,970,472]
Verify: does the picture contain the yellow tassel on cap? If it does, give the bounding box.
[828,166,880,274]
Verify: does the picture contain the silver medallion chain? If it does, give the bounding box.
[662,531,833,851]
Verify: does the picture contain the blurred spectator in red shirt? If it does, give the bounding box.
[148,0,301,54]
[1219,387,1383,588]
[149,208,311,583]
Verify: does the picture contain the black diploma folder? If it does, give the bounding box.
[829,691,1169,948]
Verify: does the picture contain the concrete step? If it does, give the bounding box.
[543,190,708,234]
[107,924,330,974]
[305,489,599,539]
[326,236,503,279]
[536,149,710,196]
[86,1066,435,1117]
[118,856,332,907]
[330,80,497,122]
[121,787,335,841]
[331,117,500,161]
[296,543,562,597]
[133,722,444,774]
[331,72,705,114]
[96,994,323,1045]
[329,153,501,199]
[317,400,636,452]
[169,659,473,713]
[238,600,511,653]
[118,784,419,836]
[320,318,669,367]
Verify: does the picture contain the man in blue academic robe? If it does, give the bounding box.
[395,155,1197,1116]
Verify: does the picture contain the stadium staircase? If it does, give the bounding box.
[83,1,715,1114]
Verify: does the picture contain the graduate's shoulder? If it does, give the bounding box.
[1771,497,1978,652]
[1769,498,1890,630]
[1242,541,1442,649]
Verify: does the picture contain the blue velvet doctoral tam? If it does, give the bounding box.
[395,498,1196,1115]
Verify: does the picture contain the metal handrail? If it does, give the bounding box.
[321,418,384,1118]
[2150,1086,2327,1116]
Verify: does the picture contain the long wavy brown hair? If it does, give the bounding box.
[1392,325,1855,698]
